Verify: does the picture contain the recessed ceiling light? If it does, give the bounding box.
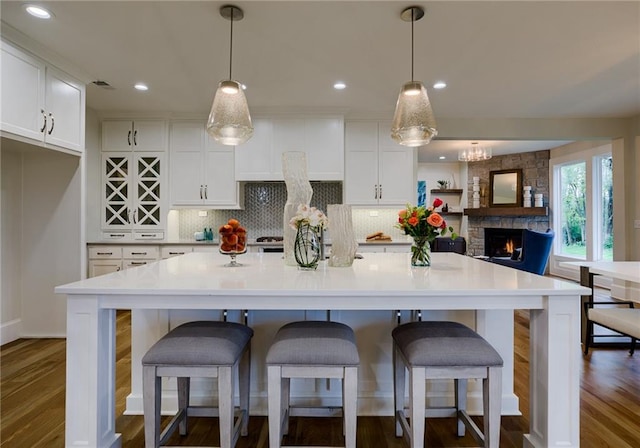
[25,4,52,19]
[333,82,347,90]
[433,81,447,89]
[439,156,446,160]
[134,83,149,91]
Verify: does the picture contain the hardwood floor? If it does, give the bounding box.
[2,302,640,447]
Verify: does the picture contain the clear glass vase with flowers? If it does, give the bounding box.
[396,198,457,266]
[289,204,329,270]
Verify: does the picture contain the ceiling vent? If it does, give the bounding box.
[92,80,114,89]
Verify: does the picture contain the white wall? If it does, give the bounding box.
[85,108,101,242]
[1,144,24,343]
[21,148,82,337]
[0,139,82,342]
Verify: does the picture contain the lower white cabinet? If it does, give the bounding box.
[87,245,159,277]
[87,246,123,277]
[161,246,193,259]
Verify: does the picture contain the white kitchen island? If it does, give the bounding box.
[56,251,589,448]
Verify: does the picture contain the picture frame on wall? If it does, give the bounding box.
[417,180,426,206]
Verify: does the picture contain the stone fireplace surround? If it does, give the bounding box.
[466,150,551,257]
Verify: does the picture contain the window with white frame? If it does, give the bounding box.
[551,145,613,264]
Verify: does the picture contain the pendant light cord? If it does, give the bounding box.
[410,7,414,82]
[229,7,234,80]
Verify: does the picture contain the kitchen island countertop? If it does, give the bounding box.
[57,252,587,448]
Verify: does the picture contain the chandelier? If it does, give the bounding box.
[458,142,492,162]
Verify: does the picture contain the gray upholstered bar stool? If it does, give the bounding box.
[392,321,503,448]
[142,319,253,448]
[266,320,360,448]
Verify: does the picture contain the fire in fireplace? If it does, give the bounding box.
[484,228,523,258]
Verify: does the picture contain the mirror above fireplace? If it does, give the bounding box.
[489,169,523,207]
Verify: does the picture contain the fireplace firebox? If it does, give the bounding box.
[484,228,523,258]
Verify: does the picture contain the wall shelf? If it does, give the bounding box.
[463,207,548,217]
[430,189,464,194]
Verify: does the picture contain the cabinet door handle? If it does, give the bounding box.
[379,185,382,199]
[48,113,55,135]
[200,185,203,199]
[131,252,148,255]
[133,130,137,146]
[139,234,155,237]
[96,252,113,256]
[40,109,47,133]
[204,185,208,200]
[116,266,121,271]
[130,261,147,266]
[109,233,126,238]
[127,130,131,146]
[169,252,185,255]
[374,185,377,199]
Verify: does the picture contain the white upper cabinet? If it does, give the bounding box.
[101,151,165,234]
[169,121,241,208]
[345,121,416,206]
[102,120,167,152]
[0,39,84,153]
[101,119,167,237]
[235,116,344,181]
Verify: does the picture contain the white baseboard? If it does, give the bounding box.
[0,318,22,345]
[611,281,640,302]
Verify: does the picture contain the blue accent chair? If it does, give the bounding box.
[489,228,554,275]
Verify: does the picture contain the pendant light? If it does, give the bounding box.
[391,6,437,147]
[206,5,254,146]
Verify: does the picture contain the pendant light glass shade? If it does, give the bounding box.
[207,80,253,145]
[391,6,437,147]
[206,5,253,146]
[391,81,438,147]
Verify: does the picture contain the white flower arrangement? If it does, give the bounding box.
[289,204,328,231]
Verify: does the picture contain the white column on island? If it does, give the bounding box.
[524,295,581,448]
[65,295,120,448]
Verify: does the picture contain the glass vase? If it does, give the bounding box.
[411,236,431,267]
[327,204,358,267]
[282,151,313,266]
[294,224,321,270]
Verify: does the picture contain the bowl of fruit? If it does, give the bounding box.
[219,218,247,266]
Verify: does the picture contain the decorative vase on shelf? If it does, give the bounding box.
[411,236,432,267]
[294,224,321,270]
[327,204,358,267]
[282,151,313,266]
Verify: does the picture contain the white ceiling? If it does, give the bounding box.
[1,1,638,162]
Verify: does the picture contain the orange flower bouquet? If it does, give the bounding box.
[396,199,457,266]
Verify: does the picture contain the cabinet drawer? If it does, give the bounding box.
[123,260,152,269]
[101,231,132,241]
[161,246,193,258]
[88,246,123,259]
[134,231,165,240]
[123,246,159,260]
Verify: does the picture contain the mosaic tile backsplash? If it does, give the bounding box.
[177,182,410,241]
